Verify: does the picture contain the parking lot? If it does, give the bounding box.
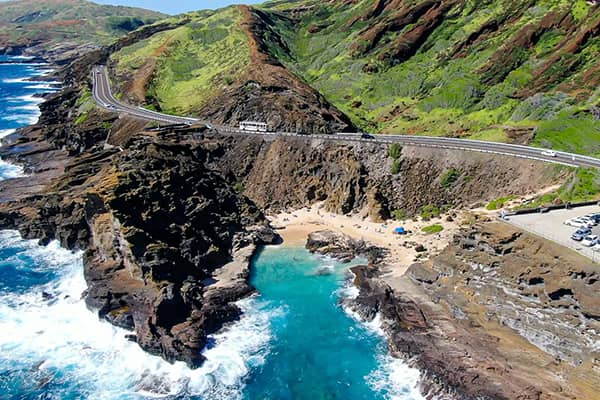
[506,205,600,261]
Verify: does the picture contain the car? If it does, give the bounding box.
[541,149,557,157]
[571,228,590,241]
[582,235,598,247]
[586,213,600,223]
[571,231,586,241]
[361,133,374,139]
[572,218,594,228]
[564,219,591,228]
[578,216,597,226]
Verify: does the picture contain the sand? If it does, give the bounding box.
[268,202,462,277]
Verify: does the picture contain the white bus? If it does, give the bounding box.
[239,121,269,132]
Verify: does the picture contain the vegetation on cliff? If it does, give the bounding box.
[111,7,251,115]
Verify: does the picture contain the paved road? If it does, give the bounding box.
[92,66,198,125]
[92,65,600,169]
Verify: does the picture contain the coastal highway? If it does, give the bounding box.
[92,66,198,125]
[92,65,600,169]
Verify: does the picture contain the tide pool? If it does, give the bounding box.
[243,246,422,400]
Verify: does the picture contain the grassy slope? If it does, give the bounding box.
[110,7,251,115]
[0,0,166,46]
[258,0,600,154]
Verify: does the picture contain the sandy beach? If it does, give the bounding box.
[269,202,462,276]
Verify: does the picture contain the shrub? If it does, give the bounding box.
[420,204,440,220]
[389,143,402,159]
[422,224,444,234]
[392,209,407,220]
[486,195,516,210]
[233,182,245,193]
[391,159,402,174]
[440,168,460,188]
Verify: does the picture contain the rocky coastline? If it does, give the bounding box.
[1,23,598,398]
[340,223,600,400]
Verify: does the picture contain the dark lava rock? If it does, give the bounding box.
[306,230,388,263]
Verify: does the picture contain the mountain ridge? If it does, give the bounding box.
[0,0,167,62]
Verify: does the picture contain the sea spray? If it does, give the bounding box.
[0,231,279,400]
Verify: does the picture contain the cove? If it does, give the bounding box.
[242,245,423,399]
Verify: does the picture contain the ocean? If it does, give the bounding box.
[0,58,424,399]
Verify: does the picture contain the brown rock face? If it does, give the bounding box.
[212,136,558,219]
[347,222,600,399]
[306,230,388,263]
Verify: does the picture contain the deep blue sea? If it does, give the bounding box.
[0,59,424,399]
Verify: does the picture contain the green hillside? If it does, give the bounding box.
[257,0,600,154]
[110,7,251,115]
[0,0,166,49]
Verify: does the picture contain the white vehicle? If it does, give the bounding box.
[541,149,557,157]
[579,216,597,226]
[574,217,595,227]
[239,121,268,132]
[565,218,593,228]
[582,235,598,247]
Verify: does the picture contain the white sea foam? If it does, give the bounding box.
[367,352,425,400]
[25,83,60,91]
[2,77,28,83]
[0,129,16,138]
[7,103,41,112]
[337,277,425,400]
[5,94,44,104]
[0,231,277,399]
[1,114,39,125]
[0,159,24,179]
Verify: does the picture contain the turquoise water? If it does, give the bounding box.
[0,59,424,399]
[243,246,422,399]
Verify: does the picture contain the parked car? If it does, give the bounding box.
[586,213,600,223]
[565,219,592,228]
[582,235,598,247]
[571,229,590,241]
[574,218,594,228]
[579,216,597,226]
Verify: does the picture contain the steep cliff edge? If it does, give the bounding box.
[211,135,560,219]
[0,133,278,367]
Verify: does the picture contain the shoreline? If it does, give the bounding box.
[269,202,462,277]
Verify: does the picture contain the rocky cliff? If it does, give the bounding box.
[348,222,600,399]
[0,132,279,366]
[210,135,559,220]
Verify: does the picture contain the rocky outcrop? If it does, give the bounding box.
[347,222,600,399]
[306,230,388,263]
[0,132,279,367]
